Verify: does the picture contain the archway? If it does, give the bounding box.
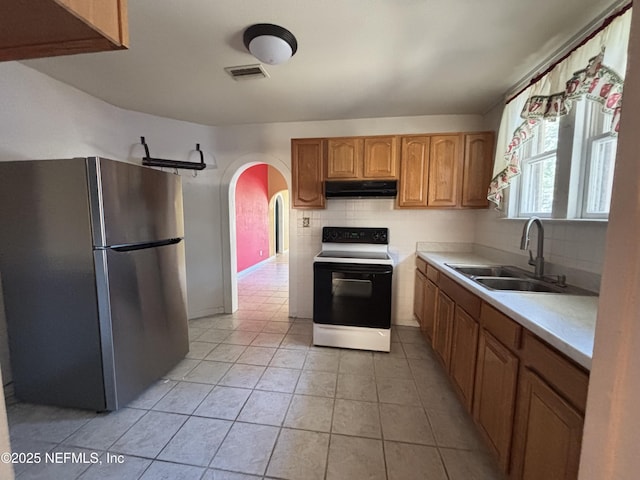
[219,154,291,313]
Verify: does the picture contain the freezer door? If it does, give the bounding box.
[88,157,184,247]
[96,239,188,410]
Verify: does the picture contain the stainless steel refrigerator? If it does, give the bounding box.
[0,157,188,411]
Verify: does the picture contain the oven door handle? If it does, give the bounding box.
[313,262,393,275]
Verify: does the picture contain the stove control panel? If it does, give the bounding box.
[322,227,388,244]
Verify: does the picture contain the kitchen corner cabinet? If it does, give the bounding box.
[326,136,397,180]
[413,258,590,479]
[291,138,325,209]
[1,0,129,62]
[462,133,495,207]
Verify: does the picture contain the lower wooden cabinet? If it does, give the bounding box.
[414,270,427,326]
[422,277,437,341]
[449,307,479,410]
[433,290,454,367]
[473,330,519,471]
[510,369,584,480]
[413,257,590,480]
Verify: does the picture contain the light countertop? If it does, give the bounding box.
[417,251,598,370]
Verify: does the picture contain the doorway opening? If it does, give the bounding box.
[226,161,290,318]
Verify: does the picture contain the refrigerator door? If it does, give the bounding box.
[96,239,188,410]
[87,157,184,247]
[0,159,107,410]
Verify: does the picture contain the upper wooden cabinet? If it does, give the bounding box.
[398,136,430,207]
[363,136,398,178]
[327,138,363,179]
[397,131,494,209]
[326,136,397,180]
[291,130,494,209]
[291,139,325,209]
[0,0,129,62]
[428,134,463,207]
[462,133,495,207]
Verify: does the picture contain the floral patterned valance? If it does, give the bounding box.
[487,6,631,208]
[520,50,624,132]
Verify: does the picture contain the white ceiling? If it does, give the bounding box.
[22,0,621,126]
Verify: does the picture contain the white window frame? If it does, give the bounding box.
[511,120,559,218]
[579,102,617,219]
[509,99,617,221]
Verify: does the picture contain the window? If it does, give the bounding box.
[582,103,617,218]
[517,120,559,217]
[510,100,617,220]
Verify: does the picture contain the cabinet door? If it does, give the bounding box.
[473,330,519,472]
[60,0,129,45]
[363,136,398,178]
[413,270,427,327]
[0,0,129,62]
[510,369,584,480]
[433,290,454,367]
[449,307,479,411]
[462,133,494,207]
[428,134,463,207]
[422,278,437,341]
[398,136,430,207]
[291,139,325,209]
[326,138,363,179]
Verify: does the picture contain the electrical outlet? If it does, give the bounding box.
[302,217,310,227]
[259,250,263,256]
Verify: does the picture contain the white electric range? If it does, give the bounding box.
[312,227,394,352]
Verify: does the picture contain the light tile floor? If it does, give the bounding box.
[7,253,504,479]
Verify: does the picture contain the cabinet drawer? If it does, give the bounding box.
[479,303,522,351]
[426,264,439,283]
[521,333,589,412]
[416,256,428,275]
[438,274,481,318]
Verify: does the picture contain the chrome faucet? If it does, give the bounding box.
[520,216,545,278]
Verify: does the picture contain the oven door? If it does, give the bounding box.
[313,262,392,329]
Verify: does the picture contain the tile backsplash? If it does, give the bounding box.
[290,199,478,324]
[474,210,606,292]
[290,202,607,325]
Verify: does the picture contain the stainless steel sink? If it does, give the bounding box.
[444,263,596,295]
[446,264,528,278]
[473,277,564,293]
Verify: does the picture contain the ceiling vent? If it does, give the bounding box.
[224,64,269,81]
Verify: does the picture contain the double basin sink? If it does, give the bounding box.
[445,264,595,295]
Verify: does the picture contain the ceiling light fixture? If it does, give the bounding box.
[243,23,298,65]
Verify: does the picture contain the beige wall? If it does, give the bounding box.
[578,5,640,478]
[268,165,288,198]
[267,166,290,255]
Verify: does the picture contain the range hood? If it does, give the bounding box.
[325,180,398,198]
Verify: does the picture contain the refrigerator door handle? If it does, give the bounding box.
[110,237,183,252]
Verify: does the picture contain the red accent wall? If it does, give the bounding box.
[236,164,270,272]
